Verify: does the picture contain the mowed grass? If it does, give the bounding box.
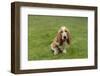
[28,15,88,60]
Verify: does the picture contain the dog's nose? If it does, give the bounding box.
[64,36,66,39]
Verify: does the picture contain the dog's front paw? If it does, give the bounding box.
[54,51,58,55]
[63,50,67,54]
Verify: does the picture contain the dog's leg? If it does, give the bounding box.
[63,49,67,54]
[53,48,58,55]
[51,46,58,55]
[54,50,58,55]
[57,46,62,53]
[62,44,67,54]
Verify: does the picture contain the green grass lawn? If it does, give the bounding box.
[28,15,88,60]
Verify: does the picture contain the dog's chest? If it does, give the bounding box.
[59,41,66,47]
[59,40,66,45]
[58,42,66,51]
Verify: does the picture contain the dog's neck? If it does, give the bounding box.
[59,39,66,45]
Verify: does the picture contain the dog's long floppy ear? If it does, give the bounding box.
[66,29,71,45]
[56,30,62,43]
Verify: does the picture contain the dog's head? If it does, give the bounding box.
[57,26,71,45]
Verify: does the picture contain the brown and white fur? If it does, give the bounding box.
[51,26,71,55]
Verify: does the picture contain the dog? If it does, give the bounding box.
[51,26,71,55]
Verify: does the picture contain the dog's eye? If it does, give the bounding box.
[65,30,67,32]
[60,31,63,33]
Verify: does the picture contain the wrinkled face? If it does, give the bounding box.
[60,26,68,41]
